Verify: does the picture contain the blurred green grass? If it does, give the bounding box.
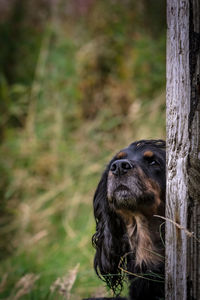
[0,1,166,299]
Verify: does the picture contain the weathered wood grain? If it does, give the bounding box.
[166,0,200,299]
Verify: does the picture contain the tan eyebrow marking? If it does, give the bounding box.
[116,151,127,159]
[143,150,154,158]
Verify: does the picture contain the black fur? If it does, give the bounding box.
[89,140,166,300]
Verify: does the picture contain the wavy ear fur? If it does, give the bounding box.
[92,166,130,294]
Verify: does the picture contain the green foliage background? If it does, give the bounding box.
[0,1,166,299]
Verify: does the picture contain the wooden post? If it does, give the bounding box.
[166,0,200,299]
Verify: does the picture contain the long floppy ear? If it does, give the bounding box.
[92,166,129,294]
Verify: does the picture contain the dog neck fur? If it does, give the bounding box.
[118,210,163,268]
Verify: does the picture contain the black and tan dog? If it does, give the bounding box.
[86,140,166,300]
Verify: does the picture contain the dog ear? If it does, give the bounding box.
[92,167,129,294]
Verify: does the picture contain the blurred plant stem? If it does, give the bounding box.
[26,24,52,144]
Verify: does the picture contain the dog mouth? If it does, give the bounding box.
[109,185,137,208]
[108,179,156,210]
[113,185,130,197]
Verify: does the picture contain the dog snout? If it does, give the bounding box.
[110,159,134,176]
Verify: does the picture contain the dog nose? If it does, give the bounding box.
[110,159,133,176]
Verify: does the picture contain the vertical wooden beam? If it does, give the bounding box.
[166,0,200,299]
[187,1,200,299]
[166,1,190,299]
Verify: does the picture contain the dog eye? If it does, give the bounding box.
[144,157,158,166]
[149,160,157,166]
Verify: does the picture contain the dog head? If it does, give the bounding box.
[107,139,166,217]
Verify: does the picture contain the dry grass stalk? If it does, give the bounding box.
[118,252,164,283]
[50,263,80,299]
[29,229,48,244]
[0,274,8,293]
[32,179,70,211]
[13,273,40,300]
[154,215,200,243]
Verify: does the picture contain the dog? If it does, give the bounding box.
[87,140,166,300]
